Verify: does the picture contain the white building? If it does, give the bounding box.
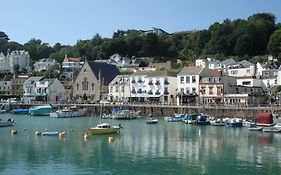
[62,57,84,78]
[23,76,65,104]
[108,75,130,102]
[0,75,12,95]
[34,58,57,72]
[126,71,177,104]
[0,50,30,73]
[226,60,255,78]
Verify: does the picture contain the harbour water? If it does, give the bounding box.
[1,113,281,175]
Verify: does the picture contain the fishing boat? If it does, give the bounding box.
[88,123,122,135]
[0,118,14,127]
[11,109,29,114]
[29,105,52,116]
[50,106,86,118]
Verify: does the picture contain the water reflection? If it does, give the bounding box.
[1,114,281,174]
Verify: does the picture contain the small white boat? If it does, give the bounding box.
[88,123,122,135]
[146,118,158,124]
[210,119,225,126]
[0,118,14,127]
[248,127,263,131]
[263,123,281,133]
[50,106,86,118]
[41,131,60,136]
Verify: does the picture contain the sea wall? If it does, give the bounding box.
[8,103,281,119]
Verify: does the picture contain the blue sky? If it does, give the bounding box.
[0,0,280,46]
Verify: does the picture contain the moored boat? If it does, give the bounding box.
[195,113,210,125]
[111,106,140,120]
[146,118,158,124]
[0,118,15,127]
[11,109,29,114]
[225,118,243,127]
[210,119,225,126]
[41,131,60,136]
[88,123,122,135]
[165,113,184,122]
[182,113,197,124]
[248,126,263,131]
[263,123,281,133]
[50,106,86,118]
[29,105,52,116]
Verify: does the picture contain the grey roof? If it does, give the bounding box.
[178,66,204,75]
[24,76,44,85]
[131,70,176,77]
[88,61,119,86]
[221,58,236,66]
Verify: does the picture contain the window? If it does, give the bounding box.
[92,83,94,91]
[77,83,79,91]
[192,76,196,83]
[192,88,196,94]
[209,87,213,95]
[115,87,119,93]
[246,69,251,73]
[121,86,125,93]
[110,86,113,93]
[242,81,251,85]
[180,77,184,84]
[186,77,190,84]
[186,87,190,94]
[230,70,238,75]
[82,77,88,90]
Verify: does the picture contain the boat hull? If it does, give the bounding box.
[50,109,86,118]
[29,105,52,116]
[88,127,120,135]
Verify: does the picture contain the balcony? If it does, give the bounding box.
[137,89,143,93]
[138,79,143,83]
[131,89,136,94]
[148,81,153,85]
[155,81,160,85]
[148,90,153,95]
[164,90,169,95]
[155,90,160,95]
[131,79,136,83]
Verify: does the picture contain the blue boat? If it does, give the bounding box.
[29,105,52,116]
[164,114,184,122]
[12,109,29,114]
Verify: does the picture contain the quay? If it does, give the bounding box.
[6,103,281,119]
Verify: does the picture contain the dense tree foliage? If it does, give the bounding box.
[0,13,280,64]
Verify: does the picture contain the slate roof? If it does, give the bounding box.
[88,61,119,86]
[178,66,204,75]
[23,76,44,85]
[131,70,176,77]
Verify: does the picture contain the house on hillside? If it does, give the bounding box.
[0,50,30,73]
[34,58,58,72]
[62,56,84,78]
[72,60,119,102]
[23,76,64,104]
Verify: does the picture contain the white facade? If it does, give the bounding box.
[108,75,130,102]
[23,77,65,104]
[128,72,177,104]
[0,80,11,94]
[0,50,30,73]
[226,64,255,77]
[34,58,57,72]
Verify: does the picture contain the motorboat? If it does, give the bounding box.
[263,123,281,133]
[11,109,29,114]
[248,126,263,131]
[41,131,60,136]
[88,123,122,135]
[182,113,197,124]
[146,118,158,124]
[224,118,243,127]
[111,106,140,120]
[210,119,225,126]
[165,113,184,122]
[195,113,210,125]
[50,106,86,118]
[0,118,15,127]
[29,105,52,116]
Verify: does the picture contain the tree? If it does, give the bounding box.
[0,31,9,53]
[268,30,281,57]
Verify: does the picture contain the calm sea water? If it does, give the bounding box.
[0,113,281,175]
